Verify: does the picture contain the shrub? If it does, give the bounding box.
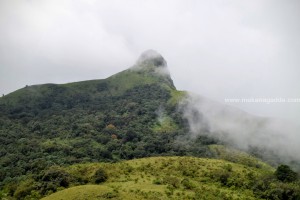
[152,178,162,185]
[275,165,298,183]
[13,179,37,199]
[101,191,119,199]
[224,164,232,172]
[213,169,231,186]
[163,176,180,188]
[39,167,72,195]
[94,168,108,184]
[219,172,230,186]
[181,178,195,190]
[41,167,71,188]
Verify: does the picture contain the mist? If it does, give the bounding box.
[180,93,300,164]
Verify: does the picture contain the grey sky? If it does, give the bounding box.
[0,0,299,123]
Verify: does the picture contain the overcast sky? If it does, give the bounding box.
[0,0,299,123]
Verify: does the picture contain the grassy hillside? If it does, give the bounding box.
[0,67,173,107]
[40,156,299,200]
[209,145,273,171]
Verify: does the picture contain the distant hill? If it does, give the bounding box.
[0,50,299,199]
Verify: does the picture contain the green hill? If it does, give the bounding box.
[209,145,273,171]
[0,50,299,199]
[0,50,207,199]
[39,156,299,200]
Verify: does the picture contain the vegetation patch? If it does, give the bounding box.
[38,157,300,200]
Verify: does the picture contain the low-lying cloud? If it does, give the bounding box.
[180,93,300,164]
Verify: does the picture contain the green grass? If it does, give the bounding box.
[168,90,187,106]
[42,156,273,200]
[41,185,114,200]
[107,69,160,96]
[209,145,274,171]
[152,115,178,133]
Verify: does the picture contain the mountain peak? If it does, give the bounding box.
[130,50,175,89]
[136,49,167,67]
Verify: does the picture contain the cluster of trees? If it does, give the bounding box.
[213,164,300,200]
[3,165,110,199]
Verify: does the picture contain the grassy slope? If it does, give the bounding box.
[42,156,273,200]
[151,90,187,133]
[209,145,273,171]
[0,67,174,105]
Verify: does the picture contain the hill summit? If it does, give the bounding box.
[136,49,167,67]
[129,49,174,89]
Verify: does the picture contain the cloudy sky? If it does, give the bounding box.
[0,0,299,122]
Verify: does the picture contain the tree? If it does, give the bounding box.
[275,165,298,182]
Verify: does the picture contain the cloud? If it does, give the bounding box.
[180,93,300,163]
[0,0,136,93]
[0,0,299,122]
